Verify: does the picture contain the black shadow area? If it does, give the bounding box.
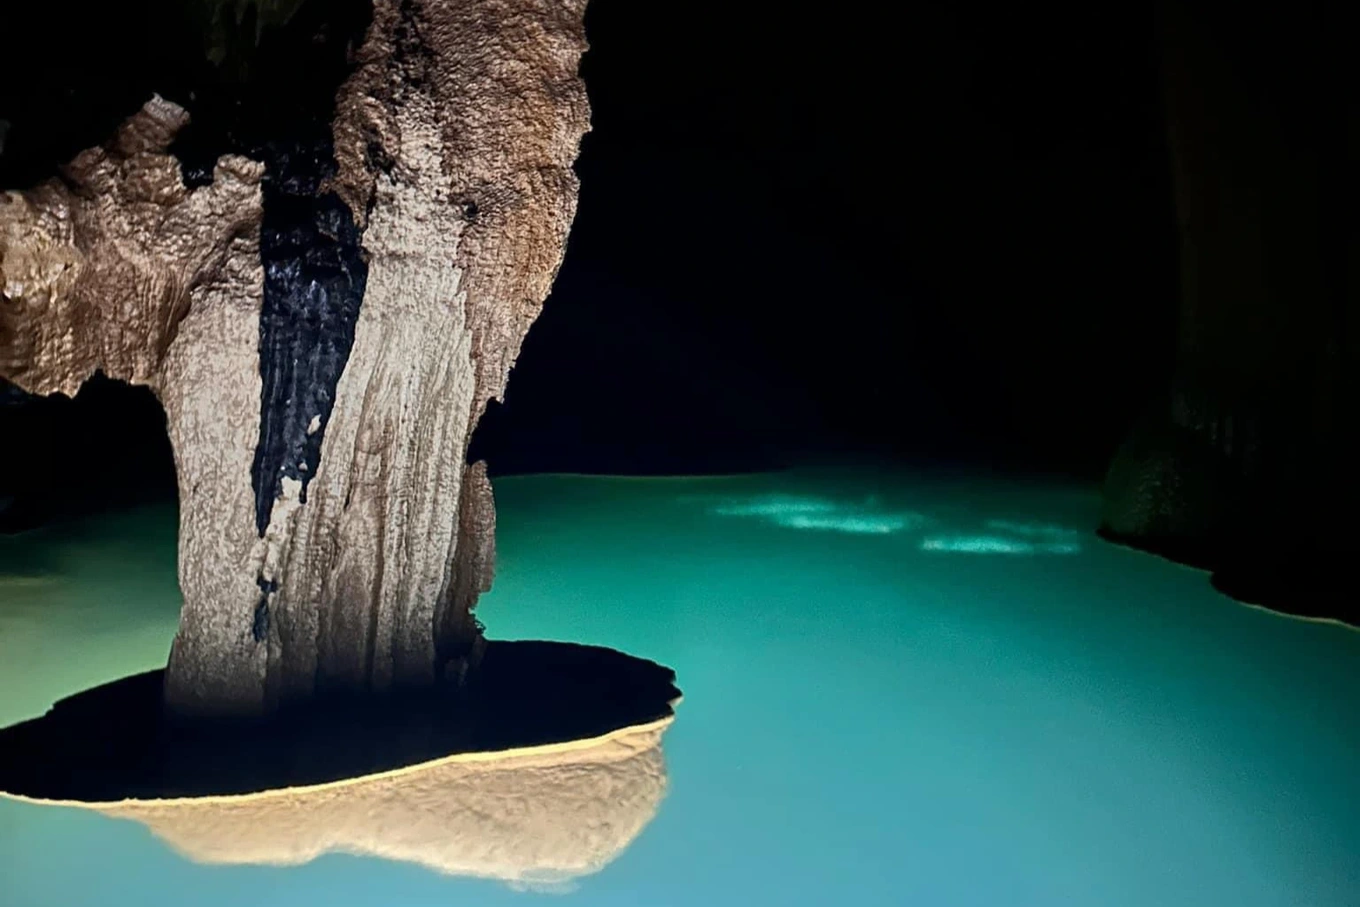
[0,641,679,802]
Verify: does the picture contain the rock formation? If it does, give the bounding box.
[0,0,590,712]
[1101,0,1356,620]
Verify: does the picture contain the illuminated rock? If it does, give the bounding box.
[0,0,591,712]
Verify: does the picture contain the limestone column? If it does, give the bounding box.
[0,0,590,714]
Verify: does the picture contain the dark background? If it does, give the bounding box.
[473,1,1180,476]
[1,0,1181,530]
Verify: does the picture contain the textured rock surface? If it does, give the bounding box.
[217,0,591,712]
[1,0,591,713]
[0,98,263,395]
[0,97,272,709]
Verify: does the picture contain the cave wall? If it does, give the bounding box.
[0,0,590,714]
[1102,0,1356,615]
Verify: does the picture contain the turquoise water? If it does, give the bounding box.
[1,469,1357,905]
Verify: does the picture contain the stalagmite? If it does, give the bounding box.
[0,0,590,713]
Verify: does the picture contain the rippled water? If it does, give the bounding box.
[1,469,1357,906]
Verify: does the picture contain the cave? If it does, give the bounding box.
[1099,0,1356,623]
[0,1,1355,900]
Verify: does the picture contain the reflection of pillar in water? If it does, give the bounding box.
[80,718,671,887]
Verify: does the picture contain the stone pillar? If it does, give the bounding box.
[0,0,590,714]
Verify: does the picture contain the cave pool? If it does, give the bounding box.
[1,468,1357,906]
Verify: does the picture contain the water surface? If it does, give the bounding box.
[1,469,1356,905]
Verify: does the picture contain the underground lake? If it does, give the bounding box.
[1,467,1356,906]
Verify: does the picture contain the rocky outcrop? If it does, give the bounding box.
[0,0,590,713]
[1101,0,1356,622]
[0,99,264,396]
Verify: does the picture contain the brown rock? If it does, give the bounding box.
[0,97,263,396]
[0,0,591,715]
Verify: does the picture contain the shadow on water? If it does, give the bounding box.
[0,640,679,886]
[0,640,678,801]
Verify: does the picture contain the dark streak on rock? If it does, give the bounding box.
[250,138,368,535]
[252,576,278,643]
[139,0,376,538]
[252,598,270,643]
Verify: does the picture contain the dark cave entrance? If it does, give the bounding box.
[0,376,178,534]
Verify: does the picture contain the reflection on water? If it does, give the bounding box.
[916,518,1084,555]
[2,470,1359,906]
[773,511,916,534]
[0,642,678,800]
[708,491,930,534]
[47,719,671,890]
[0,641,678,888]
[709,493,841,518]
[920,535,1080,555]
[706,491,1082,549]
[983,519,1083,540]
